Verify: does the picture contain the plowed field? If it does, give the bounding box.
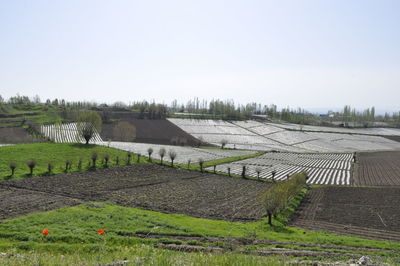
[290,187,400,242]
[353,151,400,186]
[0,164,270,221]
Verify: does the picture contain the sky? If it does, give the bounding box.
[0,0,399,113]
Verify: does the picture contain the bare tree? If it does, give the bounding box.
[220,139,228,149]
[113,121,136,142]
[77,111,102,144]
[259,184,286,226]
[47,162,54,175]
[91,151,98,168]
[147,147,153,161]
[198,158,204,172]
[103,153,110,167]
[168,150,177,167]
[26,159,36,176]
[159,148,166,165]
[9,162,16,177]
[255,167,262,180]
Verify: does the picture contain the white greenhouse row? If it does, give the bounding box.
[168,118,400,152]
[205,152,353,185]
[41,123,103,143]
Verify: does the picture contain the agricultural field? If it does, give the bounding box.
[40,123,103,143]
[102,141,258,164]
[290,187,400,242]
[270,122,400,136]
[207,152,353,185]
[0,164,270,221]
[0,143,138,180]
[168,118,400,152]
[353,151,400,186]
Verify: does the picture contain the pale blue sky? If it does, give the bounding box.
[1,0,399,112]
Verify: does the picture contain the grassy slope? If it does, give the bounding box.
[0,143,262,180]
[0,143,145,180]
[0,203,399,265]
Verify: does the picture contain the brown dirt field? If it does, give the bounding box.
[0,164,270,221]
[353,151,400,186]
[0,186,81,220]
[101,119,200,146]
[290,187,400,242]
[0,127,37,143]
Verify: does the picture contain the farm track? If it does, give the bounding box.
[120,232,400,253]
[0,164,270,221]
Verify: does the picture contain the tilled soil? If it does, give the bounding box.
[290,187,400,242]
[0,164,270,221]
[101,119,200,146]
[353,151,400,186]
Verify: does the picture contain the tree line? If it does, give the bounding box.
[1,94,400,127]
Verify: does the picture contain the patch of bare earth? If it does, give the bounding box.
[290,187,400,242]
[0,164,270,221]
[354,151,400,186]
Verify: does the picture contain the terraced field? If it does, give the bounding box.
[40,123,103,143]
[168,118,400,152]
[102,141,257,164]
[207,152,353,185]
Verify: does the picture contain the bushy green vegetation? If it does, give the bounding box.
[0,203,399,265]
[259,173,307,225]
[0,143,146,179]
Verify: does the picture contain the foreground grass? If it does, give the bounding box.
[0,143,146,180]
[0,203,399,265]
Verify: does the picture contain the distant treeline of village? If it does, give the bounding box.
[1,94,400,128]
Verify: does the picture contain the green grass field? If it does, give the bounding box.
[0,143,145,180]
[1,143,400,265]
[0,203,399,265]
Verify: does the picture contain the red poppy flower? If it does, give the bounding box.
[98,229,105,235]
[42,229,49,236]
